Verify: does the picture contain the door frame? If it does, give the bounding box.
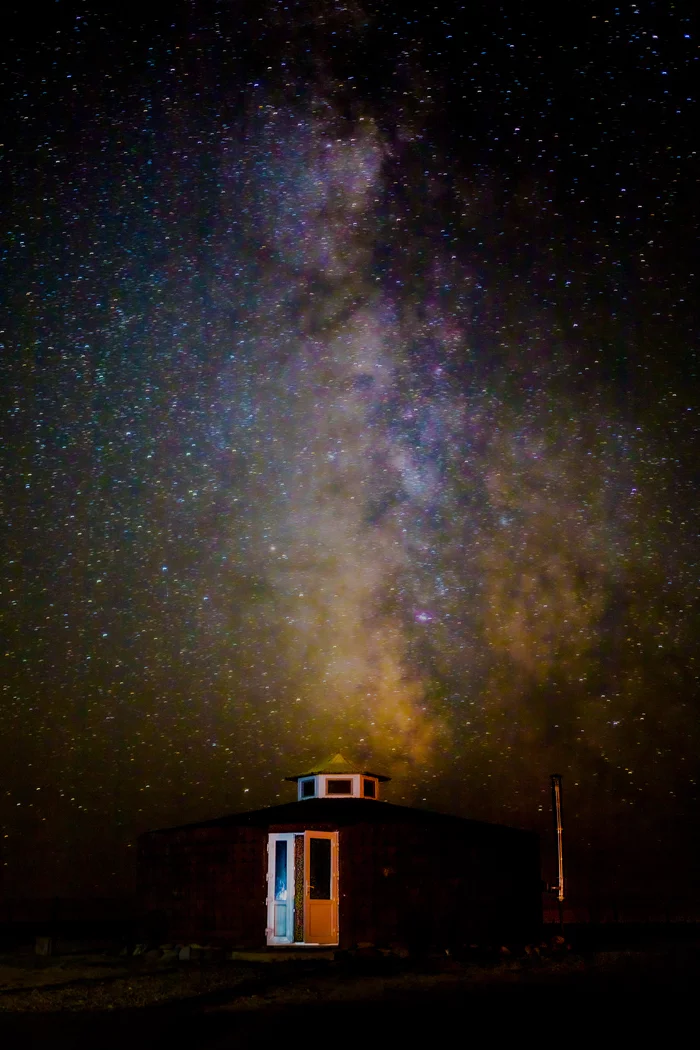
[265,830,340,946]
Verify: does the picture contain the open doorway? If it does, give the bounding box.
[266,831,338,945]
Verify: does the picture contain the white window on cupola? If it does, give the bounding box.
[300,777,316,799]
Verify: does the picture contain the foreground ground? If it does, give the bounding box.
[0,934,697,1048]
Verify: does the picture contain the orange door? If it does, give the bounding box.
[304,831,338,944]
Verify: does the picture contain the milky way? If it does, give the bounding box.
[1,2,698,902]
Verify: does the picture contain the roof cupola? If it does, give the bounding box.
[285,753,390,801]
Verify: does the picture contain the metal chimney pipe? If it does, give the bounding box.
[551,774,564,926]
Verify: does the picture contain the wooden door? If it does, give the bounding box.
[304,831,338,945]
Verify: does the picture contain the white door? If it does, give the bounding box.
[266,833,295,944]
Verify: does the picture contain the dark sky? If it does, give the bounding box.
[1,0,698,910]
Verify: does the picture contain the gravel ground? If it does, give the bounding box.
[0,947,696,1050]
[0,937,697,1016]
[0,947,589,1014]
[0,957,254,1012]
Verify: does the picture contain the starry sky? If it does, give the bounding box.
[1,1,699,908]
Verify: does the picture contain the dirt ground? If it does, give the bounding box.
[0,938,697,1048]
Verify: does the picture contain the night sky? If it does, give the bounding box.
[2,1,698,909]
